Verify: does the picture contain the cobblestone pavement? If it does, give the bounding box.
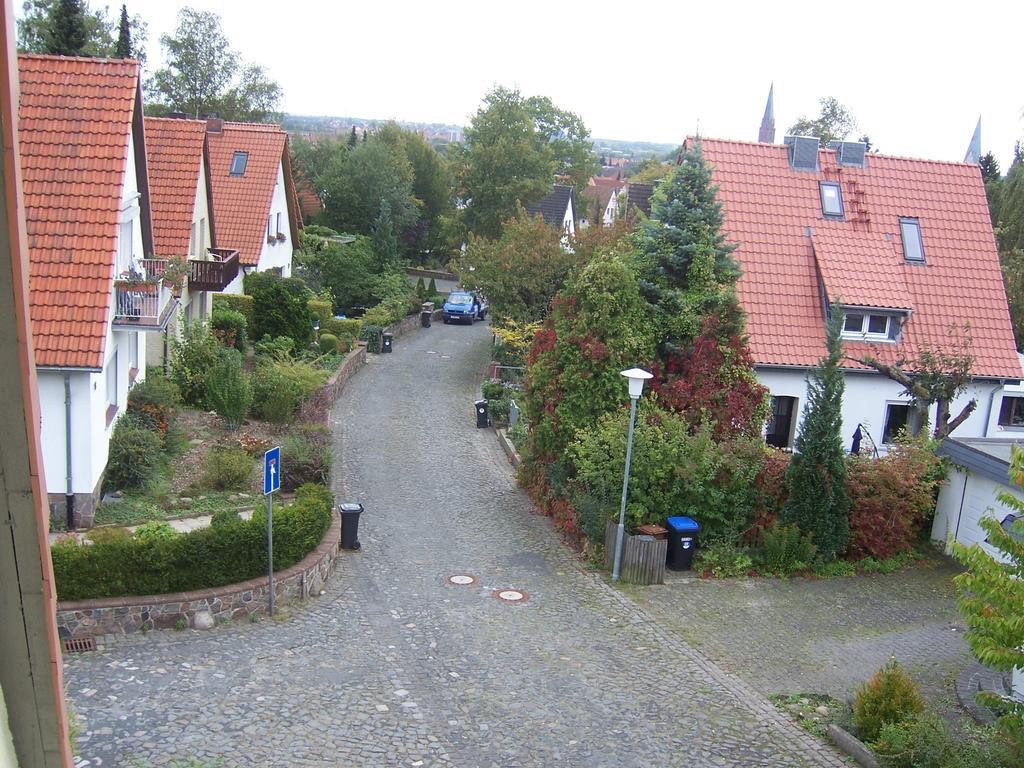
[64,322,846,767]
[627,560,969,711]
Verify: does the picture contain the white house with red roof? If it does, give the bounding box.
[694,135,1021,451]
[20,54,176,526]
[204,119,301,292]
[144,116,240,365]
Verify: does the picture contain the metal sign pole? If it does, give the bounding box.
[267,492,274,617]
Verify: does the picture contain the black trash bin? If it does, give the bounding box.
[382,332,393,353]
[474,399,489,428]
[420,310,432,328]
[339,503,363,550]
[666,516,700,571]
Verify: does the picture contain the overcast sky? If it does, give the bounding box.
[127,0,1022,168]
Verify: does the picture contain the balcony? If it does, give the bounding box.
[189,248,240,292]
[113,268,178,331]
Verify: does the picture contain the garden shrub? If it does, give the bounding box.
[126,370,179,440]
[318,333,339,355]
[853,659,925,742]
[170,322,221,407]
[210,508,242,528]
[757,522,817,575]
[212,293,254,330]
[308,298,332,323]
[846,438,944,559]
[870,712,957,768]
[85,526,130,544]
[427,277,437,295]
[203,446,254,491]
[321,317,361,339]
[253,334,295,361]
[416,276,426,296]
[481,381,506,400]
[244,271,314,346]
[205,348,252,429]
[210,308,248,351]
[105,420,162,492]
[133,521,179,544]
[282,425,331,491]
[695,539,754,578]
[568,405,766,541]
[749,448,791,537]
[50,482,333,600]
[250,365,303,423]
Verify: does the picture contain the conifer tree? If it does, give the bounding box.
[371,199,398,273]
[114,4,131,58]
[781,306,850,559]
[348,126,358,148]
[46,0,89,56]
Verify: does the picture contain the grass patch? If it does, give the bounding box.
[94,491,254,527]
[770,693,848,740]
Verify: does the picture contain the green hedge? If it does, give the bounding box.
[212,294,255,330]
[308,299,332,322]
[321,317,361,339]
[51,483,334,600]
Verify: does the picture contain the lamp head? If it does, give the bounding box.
[620,367,653,399]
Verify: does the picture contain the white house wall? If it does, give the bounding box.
[256,162,293,277]
[757,367,1004,449]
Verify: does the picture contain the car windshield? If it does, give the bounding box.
[448,294,473,305]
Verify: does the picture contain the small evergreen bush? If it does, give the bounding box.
[361,324,384,353]
[307,298,332,323]
[853,659,925,742]
[203,446,254,491]
[318,333,339,355]
[253,334,296,361]
[321,317,361,339]
[205,348,252,429]
[244,272,314,346]
[416,276,426,297]
[282,425,331,491]
[251,365,302,423]
[133,521,179,544]
[870,712,956,768]
[695,540,754,578]
[105,419,162,492]
[85,526,131,544]
[211,308,248,351]
[427,277,437,295]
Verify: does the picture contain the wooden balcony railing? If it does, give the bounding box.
[188,248,240,292]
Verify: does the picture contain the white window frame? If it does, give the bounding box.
[276,212,283,237]
[882,401,911,444]
[841,312,892,341]
[267,214,274,241]
[106,349,118,412]
[998,395,1024,428]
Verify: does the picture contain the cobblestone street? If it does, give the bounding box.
[64,321,846,767]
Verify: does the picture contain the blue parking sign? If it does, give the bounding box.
[264,446,281,495]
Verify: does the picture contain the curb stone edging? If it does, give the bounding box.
[495,428,521,468]
[827,725,881,768]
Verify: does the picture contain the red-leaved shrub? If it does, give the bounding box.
[845,440,944,559]
[748,448,791,541]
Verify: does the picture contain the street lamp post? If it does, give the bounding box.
[612,367,653,582]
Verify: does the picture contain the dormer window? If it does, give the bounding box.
[900,217,924,262]
[230,151,249,176]
[842,311,893,341]
[820,182,844,218]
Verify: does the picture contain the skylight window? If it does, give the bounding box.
[820,182,843,217]
[900,217,924,262]
[842,312,893,341]
[230,151,249,176]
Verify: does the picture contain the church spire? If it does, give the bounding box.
[964,116,981,164]
[758,83,775,144]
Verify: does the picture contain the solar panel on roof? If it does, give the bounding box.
[784,135,819,172]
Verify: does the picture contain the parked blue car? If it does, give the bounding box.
[443,291,487,325]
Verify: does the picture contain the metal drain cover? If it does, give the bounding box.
[62,636,96,653]
[445,574,478,586]
[492,589,528,603]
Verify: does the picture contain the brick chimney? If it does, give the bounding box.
[206,117,223,134]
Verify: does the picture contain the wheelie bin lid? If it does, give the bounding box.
[666,516,700,533]
[339,503,363,513]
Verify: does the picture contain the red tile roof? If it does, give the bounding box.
[582,175,626,211]
[206,122,296,266]
[696,138,1020,378]
[293,170,322,224]
[19,54,143,369]
[144,116,206,257]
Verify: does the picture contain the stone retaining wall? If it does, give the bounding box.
[386,309,444,340]
[56,513,343,638]
[298,343,367,423]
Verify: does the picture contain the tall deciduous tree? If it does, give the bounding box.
[954,448,1024,754]
[781,307,850,560]
[149,8,281,122]
[454,86,594,239]
[114,4,131,58]
[319,138,416,237]
[455,207,581,325]
[788,97,859,145]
